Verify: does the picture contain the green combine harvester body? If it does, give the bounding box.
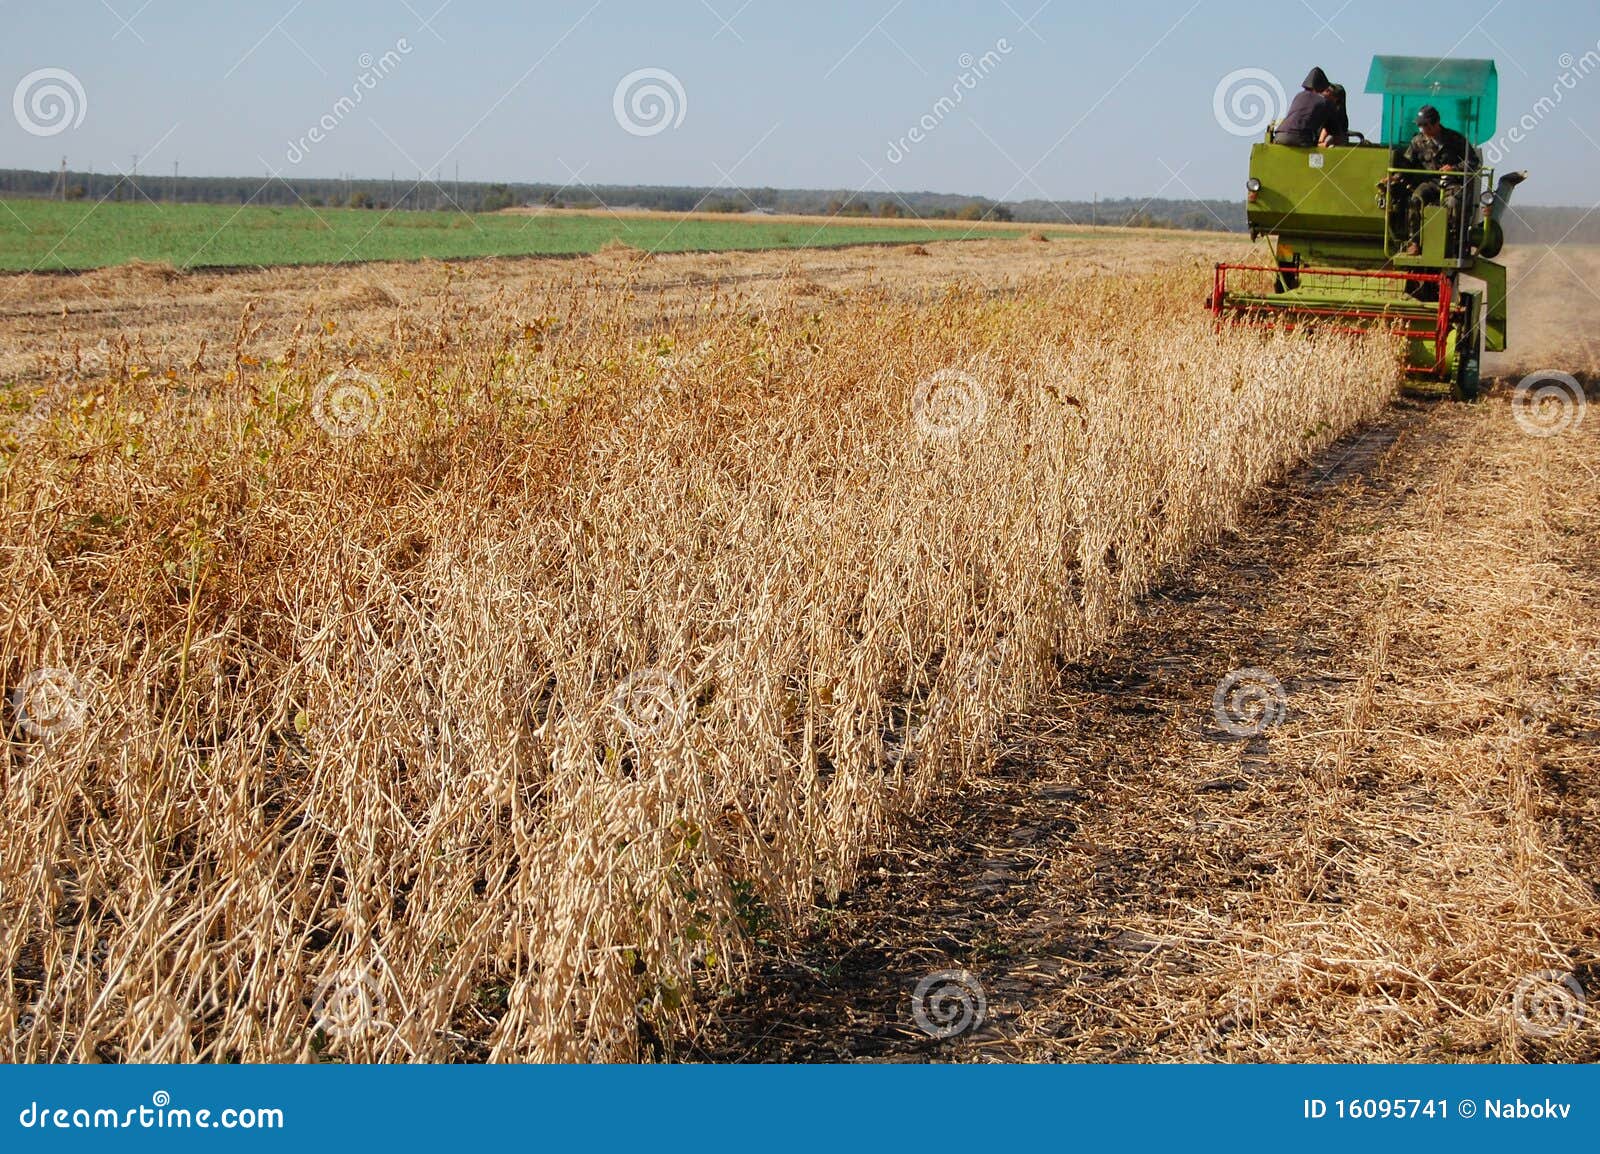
[1211,55,1524,398]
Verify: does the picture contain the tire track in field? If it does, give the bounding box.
[699,381,1600,1062]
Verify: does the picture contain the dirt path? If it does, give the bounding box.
[697,375,1600,1062]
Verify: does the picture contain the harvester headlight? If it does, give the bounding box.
[1479,189,1496,207]
[1246,178,1262,193]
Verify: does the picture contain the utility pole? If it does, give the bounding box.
[1092,193,1098,228]
[56,156,67,199]
[171,160,178,203]
[454,160,460,208]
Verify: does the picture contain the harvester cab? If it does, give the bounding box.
[1209,55,1528,399]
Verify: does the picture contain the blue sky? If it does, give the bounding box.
[4,0,1598,205]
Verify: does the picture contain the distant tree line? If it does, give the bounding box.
[2,168,1594,241]
[0,168,1037,223]
[0,167,1225,230]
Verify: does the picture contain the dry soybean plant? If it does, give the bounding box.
[0,267,1404,1061]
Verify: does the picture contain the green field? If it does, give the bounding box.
[0,199,1084,272]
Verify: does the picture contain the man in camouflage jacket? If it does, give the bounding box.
[1400,105,1481,254]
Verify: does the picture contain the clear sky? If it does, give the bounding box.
[5,0,1598,206]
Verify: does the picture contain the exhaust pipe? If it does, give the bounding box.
[1487,170,1527,228]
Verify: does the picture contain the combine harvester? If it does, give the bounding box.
[1210,55,1525,399]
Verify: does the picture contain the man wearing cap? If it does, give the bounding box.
[1320,84,1350,146]
[1272,67,1335,147]
[1400,104,1480,254]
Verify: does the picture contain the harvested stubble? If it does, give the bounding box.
[0,268,1404,1061]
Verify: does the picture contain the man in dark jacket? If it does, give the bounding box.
[1272,67,1334,147]
[1400,104,1480,253]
